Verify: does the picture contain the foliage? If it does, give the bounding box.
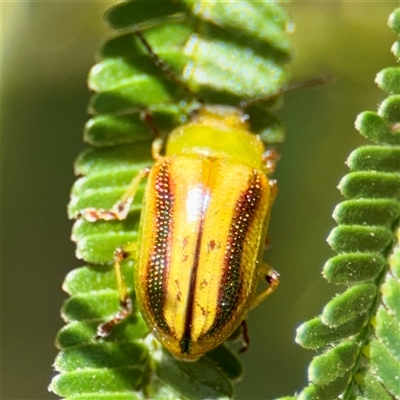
[291,8,400,400]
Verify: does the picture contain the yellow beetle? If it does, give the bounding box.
[82,105,279,361]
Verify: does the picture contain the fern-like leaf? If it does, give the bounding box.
[49,1,292,399]
[293,8,400,400]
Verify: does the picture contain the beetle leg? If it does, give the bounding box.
[81,167,150,222]
[138,109,165,160]
[151,137,164,160]
[249,263,280,311]
[263,148,280,174]
[238,320,251,354]
[95,241,137,339]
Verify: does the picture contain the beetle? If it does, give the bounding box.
[81,104,280,361]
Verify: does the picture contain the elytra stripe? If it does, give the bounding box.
[205,170,263,337]
[179,210,205,354]
[180,164,212,354]
[145,159,174,333]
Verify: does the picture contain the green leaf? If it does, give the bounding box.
[105,1,184,30]
[295,7,400,400]
[347,146,400,172]
[368,338,400,398]
[184,1,292,55]
[151,343,235,400]
[298,372,351,400]
[323,253,386,285]
[376,67,400,95]
[84,115,153,147]
[49,367,145,397]
[356,242,400,400]
[355,111,400,145]
[392,40,400,61]
[333,199,400,227]
[183,36,287,99]
[295,314,369,350]
[308,341,359,386]
[327,225,394,253]
[51,1,292,399]
[205,345,243,382]
[54,342,148,371]
[379,95,400,128]
[338,171,400,199]
[73,142,153,176]
[374,306,400,360]
[84,111,179,147]
[355,369,394,400]
[321,284,377,327]
[389,8,400,35]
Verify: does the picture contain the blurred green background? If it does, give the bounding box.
[2,2,396,399]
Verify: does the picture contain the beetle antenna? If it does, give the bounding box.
[239,75,333,110]
[139,108,161,137]
[134,29,203,104]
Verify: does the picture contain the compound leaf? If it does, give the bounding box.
[294,8,400,400]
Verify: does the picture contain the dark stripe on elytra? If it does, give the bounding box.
[204,171,263,338]
[145,159,174,334]
[179,187,208,355]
